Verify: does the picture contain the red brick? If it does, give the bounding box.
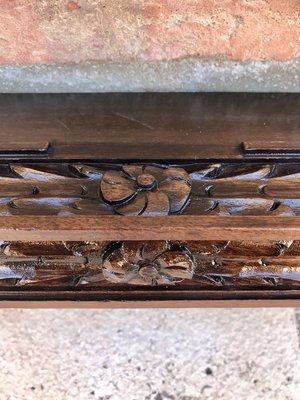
[0,1,48,63]
[66,1,81,12]
[0,0,299,64]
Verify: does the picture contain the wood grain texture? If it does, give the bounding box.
[0,93,300,161]
[1,216,300,241]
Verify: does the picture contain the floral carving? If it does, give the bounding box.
[100,165,191,215]
[102,241,195,286]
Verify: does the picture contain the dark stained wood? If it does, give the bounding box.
[0,240,299,288]
[242,141,300,154]
[0,162,298,218]
[0,141,50,156]
[0,93,299,305]
[0,290,300,306]
[0,239,298,305]
[0,93,299,161]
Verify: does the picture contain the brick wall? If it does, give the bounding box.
[0,1,299,92]
[2,0,300,64]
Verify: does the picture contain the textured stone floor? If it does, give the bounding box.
[0,308,299,400]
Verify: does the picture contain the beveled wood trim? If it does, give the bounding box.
[0,299,299,308]
[242,141,300,154]
[1,216,300,241]
[0,289,299,306]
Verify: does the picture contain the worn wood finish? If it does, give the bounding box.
[0,93,299,305]
[0,240,299,291]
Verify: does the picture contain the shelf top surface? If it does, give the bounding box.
[1,93,300,161]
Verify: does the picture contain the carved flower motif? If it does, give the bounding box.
[100,165,191,215]
[102,241,195,286]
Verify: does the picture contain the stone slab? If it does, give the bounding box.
[0,308,298,399]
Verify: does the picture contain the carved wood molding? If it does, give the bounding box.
[0,162,299,216]
[0,240,299,288]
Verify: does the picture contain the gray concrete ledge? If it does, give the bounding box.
[0,58,300,92]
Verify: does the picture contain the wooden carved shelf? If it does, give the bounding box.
[0,93,300,306]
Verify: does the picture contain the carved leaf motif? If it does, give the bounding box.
[115,193,146,216]
[100,165,191,216]
[100,171,136,203]
[144,192,170,215]
[122,165,144,178]
[159,180,191,213]
[11,166,71,181]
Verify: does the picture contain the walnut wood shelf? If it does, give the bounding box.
[1,93,300,307]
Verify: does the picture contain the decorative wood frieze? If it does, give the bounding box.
[0,240,299,288]
[0,162,299,216]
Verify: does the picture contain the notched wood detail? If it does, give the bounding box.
[189,162,300,216]
[102,241,195,285]
[0,241,107,286]
[191,240,300,287]
[100,165,191,215]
